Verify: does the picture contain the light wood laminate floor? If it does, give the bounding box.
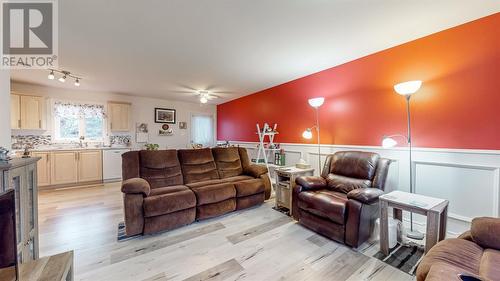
[38,183,415,281]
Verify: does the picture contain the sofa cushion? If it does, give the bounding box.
[416,238,483,281]
[212,147,243,178]
[298,190,348,225]
[139,150,183,188]
[236,193,265,210]
[329,151,380,180]
[178,148,220,184]
[189,183,236,205]
[222,175,254,182]
[423,262,476,281]
[234,179,265,197]
[143,185,196,217]
[326,174,372,193]
[479,249,500,280]
[185,175,254,189]
[196,198,236,220]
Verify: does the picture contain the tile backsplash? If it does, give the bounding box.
[11,134,133,149]
[12,135,51,149]
[110,135,131,146]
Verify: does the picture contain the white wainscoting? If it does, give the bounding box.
[227,141,500,237]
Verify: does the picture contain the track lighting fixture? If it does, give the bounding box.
[47,69,82,87]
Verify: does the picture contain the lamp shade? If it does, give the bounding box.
[382,137,398,148]
[308,97,325,108]
[394,80,422,96]
[302,128,313,139]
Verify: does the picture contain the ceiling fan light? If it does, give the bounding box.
[200,96,208,103]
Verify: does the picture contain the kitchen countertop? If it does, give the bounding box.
[12,146,132,153]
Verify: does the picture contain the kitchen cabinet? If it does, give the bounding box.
[78,150,102,182]
[43,150,103,188]
[10,94,45,130]
[51,151,79,185]
[11,94,21,129]
[108,102,131,132]
[20,95,45,130]
[32,152,51,187]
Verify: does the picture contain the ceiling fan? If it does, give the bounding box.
[198,90,219,104]
[169,84,234,104]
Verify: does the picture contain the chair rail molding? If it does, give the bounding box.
[226,140,500,237]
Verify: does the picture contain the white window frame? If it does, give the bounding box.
[52,100,107,143]
[190,113,215,147]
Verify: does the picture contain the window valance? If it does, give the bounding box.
[53,101,106,118]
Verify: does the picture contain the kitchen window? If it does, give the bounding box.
[53,102,106,142]
[191,114,214,147]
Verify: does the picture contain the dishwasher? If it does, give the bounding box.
[103,148,131,182]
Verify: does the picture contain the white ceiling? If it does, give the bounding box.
[11,0,500,104]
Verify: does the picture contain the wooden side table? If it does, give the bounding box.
[274,166,314,216]
[379,191,449,255]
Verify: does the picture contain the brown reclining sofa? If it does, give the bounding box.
[121,147,271,236]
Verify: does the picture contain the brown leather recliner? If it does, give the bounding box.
[292,151,391,248]
[121,147,271,236]
[417,217,500,281]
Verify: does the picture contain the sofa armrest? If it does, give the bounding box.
[458,230,473,241]
[347,188,384,204]
[295,176,327,191]
[244,164,268,178]
[471,217,500,250]
[121,178,151,197]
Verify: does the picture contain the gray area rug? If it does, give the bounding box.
[373,242,424,275]
[117,221,139,242]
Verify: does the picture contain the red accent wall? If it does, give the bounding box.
[217,13,500,150]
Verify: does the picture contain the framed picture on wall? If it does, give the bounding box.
[154,108,176,124]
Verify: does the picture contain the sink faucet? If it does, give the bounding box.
[79,136,85,148]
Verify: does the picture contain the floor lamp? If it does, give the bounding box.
[382,80,424,240]
[302,97,325,173]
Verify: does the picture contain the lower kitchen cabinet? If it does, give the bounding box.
[78,150,103,182]
[39,149,103,188]
[51,151,79,185]
[32,152,51,187]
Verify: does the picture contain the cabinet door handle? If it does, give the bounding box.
[18,120,21,128]
[39,120,41,128]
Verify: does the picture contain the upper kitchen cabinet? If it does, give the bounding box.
[11,94,46,130]
[11,94,21,129]
[108,101,131,132]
